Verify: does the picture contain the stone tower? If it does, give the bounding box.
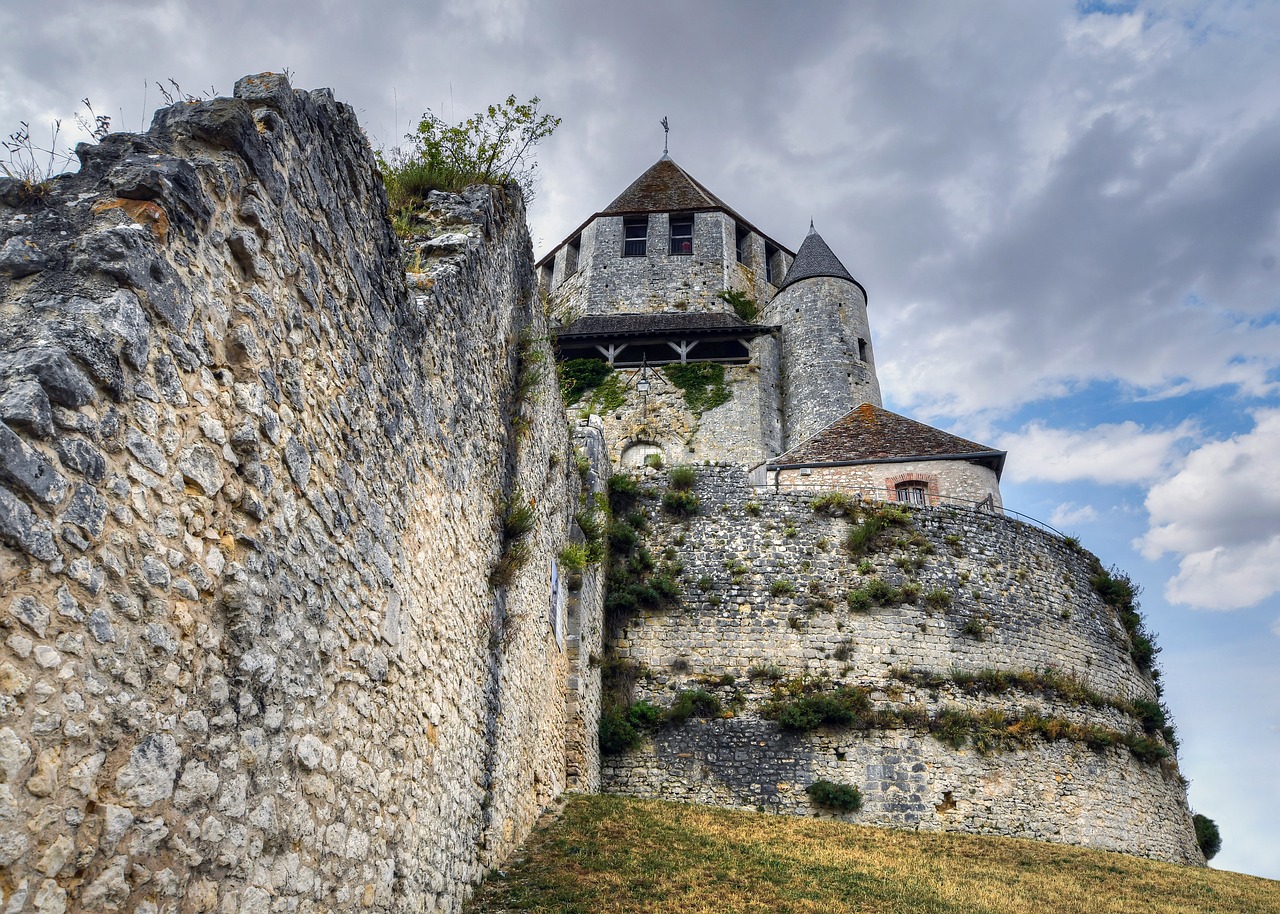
[767,225,882,448]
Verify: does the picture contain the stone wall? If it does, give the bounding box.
[0,74,598,914]
[600,466,1201,864]
[544,211,793,319]
[568,340,781,469]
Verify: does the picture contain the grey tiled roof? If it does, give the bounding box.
[777,228,858,291]
[557,311,775,339]
[601,156,730,215]
[767,403,1005,477]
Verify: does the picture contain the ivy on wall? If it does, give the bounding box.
[664,362,731,414]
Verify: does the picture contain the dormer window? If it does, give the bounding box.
[669,214,694,255]
[623,216,648,256]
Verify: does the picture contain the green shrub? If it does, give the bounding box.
[558,543,592,572]
[599,707,641,755]
[748,662,785,681]
[379,95,560,214]
[627,700,664,731]
[662,489,701,516]
[847,589,873,613]
[559,358,611,404]
[668,465,697,490]
[924,589,952,610]
[666,688,722,724]
[609,473,640,497]
[1194,813,1222,861]
[770,580,796,598]
[502,492,536,540]
[960,617,985,639]
[810,492,860,517]
[805,780,863,813]
[608,521,639,553]
[765,683,874,732]
[643,452,663,469]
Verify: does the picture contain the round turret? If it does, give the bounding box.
[766,225,882,448]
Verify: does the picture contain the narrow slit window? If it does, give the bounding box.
[669,214,694,255]
[765,242,780,284]
[857,338,867,361]
[623,216,648,256]
[565,234,581,275]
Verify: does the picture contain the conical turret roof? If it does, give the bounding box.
[602,155,732,215]
[777,225,858,291]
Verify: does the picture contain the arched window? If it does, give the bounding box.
[895,481,929,507]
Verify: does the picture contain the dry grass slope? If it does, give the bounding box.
[467,795,1280,914]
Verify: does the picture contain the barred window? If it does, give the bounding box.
[623,216,648,256]
[669,214,694,255]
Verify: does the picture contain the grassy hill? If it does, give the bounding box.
[467,794,1279,914]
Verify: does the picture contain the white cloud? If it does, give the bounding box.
[997,420,1196,485]
[1138,409,1280,610]
[1273,617,1280,639]
[1049,502,1098,528]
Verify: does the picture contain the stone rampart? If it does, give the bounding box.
[601,466,1202,864]
[0,74,596,913]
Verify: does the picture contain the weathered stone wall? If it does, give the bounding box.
[773,460,1004,511]
[568,343,781,469]
[765,275,881,448]
[544,211,793,319]
[0,74,597,914]
[562,420,610,793]
[601,466,1201,864]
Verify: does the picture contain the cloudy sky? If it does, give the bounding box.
[4,0,1278,881]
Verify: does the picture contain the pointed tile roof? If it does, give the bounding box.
[602,155,732,215]
[777,226,858,292]
[767,404,1006,478]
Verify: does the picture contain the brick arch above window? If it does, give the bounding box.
[885,472,939,507]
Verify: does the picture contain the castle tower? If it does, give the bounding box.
[767,225,882,448]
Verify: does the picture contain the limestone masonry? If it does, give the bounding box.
[0,73,1200,913]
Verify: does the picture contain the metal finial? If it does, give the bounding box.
[808,218,816,235]
[661,116,669,156]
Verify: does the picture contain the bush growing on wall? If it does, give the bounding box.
[806,780,863,813]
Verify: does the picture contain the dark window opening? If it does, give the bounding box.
[735,224,749,264]
[765,242,780,284]
[895,481,929,507]
[669,214,694,255]
[857,338,868,361]
[565,234,581,275]
[623,216,648,256]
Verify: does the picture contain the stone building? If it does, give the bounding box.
[539,154,1005,508]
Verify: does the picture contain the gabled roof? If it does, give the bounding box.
[767,403,1006,478]
[535,155,793,268]
[557,311,776,341]
[602,155,732,215]
[777,225,863,297]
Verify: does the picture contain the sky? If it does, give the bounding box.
[3,0,1278,882]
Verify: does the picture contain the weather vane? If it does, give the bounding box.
[661,116,669,155]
